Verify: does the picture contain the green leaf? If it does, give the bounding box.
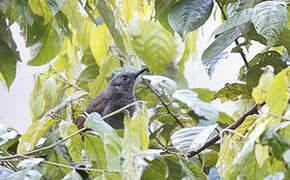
[0,16,19,89]
[171,124,218,154]
[84,112,121,170]
[217,112,234,125]
[130,21,176,73]
[251,1,288,46]
[44,152,71,179]
[10,0,34,25]
[260,122,290,159]
[62,169,83,180]
[141,158,167,179]
[154,0,177,33]
[215,8,253,35]
[239,51,287,88]
[59,121,83,164]
[202,23,249,68]
[27,26,63,66]
[0,40,17,89]
[266,68,290,116]
[17,118,58,153]
[279,28,290,53]
[141,155,206,179]
[168,0,213,37]
[252,69,275,104]
[97,0,127,53]
[179,156,207,179]
[84,135,107,169]
[173,89,219,122]
[191,88,215,103]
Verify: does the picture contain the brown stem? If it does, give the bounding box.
[187,103,264,158]
[216,1,250,70]
[142,77,184,128]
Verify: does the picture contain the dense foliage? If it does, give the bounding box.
[0,0,290,179]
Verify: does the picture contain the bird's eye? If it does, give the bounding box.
[122,76,128,81]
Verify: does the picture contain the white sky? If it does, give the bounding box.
[0,10,265,133]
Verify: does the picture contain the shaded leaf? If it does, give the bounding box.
[251,1,288,46]
[173,89,219,122]
[215,8,253,35]
[84,112,121,170]
[62,169,83,180]
[44,152,71,179]
[260,122,290,159]
[0,16,19,89]
[239,51,287,88]
[202,23,249,68]
[168,0,213,37]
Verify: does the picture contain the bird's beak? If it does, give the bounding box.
[135,67,149,78]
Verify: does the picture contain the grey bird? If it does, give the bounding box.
[84,67,148,129]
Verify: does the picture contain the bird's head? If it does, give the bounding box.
[109,68,148,93]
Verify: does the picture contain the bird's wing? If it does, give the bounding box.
[86,89,109,115]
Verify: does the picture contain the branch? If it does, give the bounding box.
[216,1,250,70]
[0,101,144,162]
[187,103,263,158]
[142,77,184,128]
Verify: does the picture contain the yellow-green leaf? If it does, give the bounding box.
[130,20,176,73]
[252,69,275,103]
[122,107,149,180]
[59,121,83,164]
[266,68,290,116]
[17,118,58,153]
[254,144,269,168]
[90,25,112,66]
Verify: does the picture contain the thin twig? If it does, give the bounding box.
[187,103,264,158]
[216,1,250,70]
[148,126,166,149]
[266,113,290,121]
[49,65,87,93]
[142,77,184,128]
